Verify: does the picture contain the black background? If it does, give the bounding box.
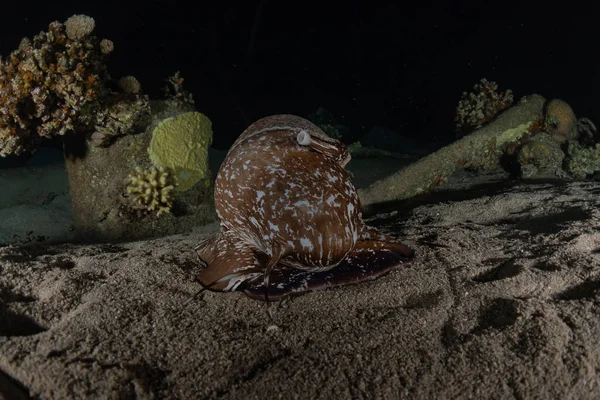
[1,1,597,149]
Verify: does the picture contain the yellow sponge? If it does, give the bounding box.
[148,112,213,191]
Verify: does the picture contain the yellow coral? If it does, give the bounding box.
[148,112,212,191]
[126,166,176,216]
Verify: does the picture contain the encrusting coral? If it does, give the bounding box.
[565,142,600,179]
[147,111,213,191]
[0,15,113,156]
[126,166,176,216]
[455,78,514,137]
[91,93,151,146]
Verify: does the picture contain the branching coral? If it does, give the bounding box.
[126,166,176,216]
[0,15,112,156]
[455,78,514,137]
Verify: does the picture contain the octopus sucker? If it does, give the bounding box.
[195,115,414,301]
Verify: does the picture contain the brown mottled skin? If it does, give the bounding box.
[195,115,413,300]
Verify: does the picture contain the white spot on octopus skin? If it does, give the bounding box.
[318,234,323,261]
[222,273,262,291]
[300,237,314,251]
[294,200,310,208]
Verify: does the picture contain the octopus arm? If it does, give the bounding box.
[238,237,414,301]
[195,231,264,292]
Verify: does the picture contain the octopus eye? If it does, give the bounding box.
[297,130,311,145]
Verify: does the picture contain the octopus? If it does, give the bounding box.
[195,115,414,301]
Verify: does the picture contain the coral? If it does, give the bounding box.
[99,39,114,55]
[565,142,600,179]
[64,15,95,40]
[91,95,152,146]
[455,78,514,137]
[162,71,194,106]
[118,76,142,94]
[126,166,176,216]
[543,99,578,143]
[0,15,112,156]
[148,112,213,191]
[517,133,565,178]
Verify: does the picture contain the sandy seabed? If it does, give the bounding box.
[1,176,600,399]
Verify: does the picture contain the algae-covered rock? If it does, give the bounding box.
[517,133,565,179]
[543,99,578,143]
[359,94,546,211]
[65,101,216,242]
[148,112,212,191]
